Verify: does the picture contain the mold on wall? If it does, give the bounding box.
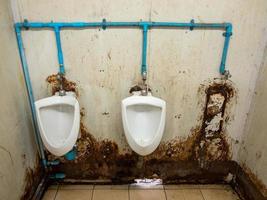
[0,0,41,199]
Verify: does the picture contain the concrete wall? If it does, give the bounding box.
[10,0,267,180]
[0,0,39,199]
[238,47,267,195]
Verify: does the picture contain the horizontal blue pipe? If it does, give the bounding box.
[14,26,47,168]
[15,21,231,29]
[15,20,232,75]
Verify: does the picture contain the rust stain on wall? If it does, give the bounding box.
[20,155,43,200]
[46,75,236,182]
[242,165,267,197]
[46,74,78,95]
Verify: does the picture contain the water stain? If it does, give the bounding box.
[46,74,78,96]
[20,155,43,200]
[242,165,267,197]
[46,76,236,183]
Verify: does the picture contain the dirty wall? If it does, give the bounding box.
[11,0,267,182]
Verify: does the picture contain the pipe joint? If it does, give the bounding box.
[224,23,233,37]
[54,25,61,32]
[23,19,30,30]
[142,24,149,32]
[223,31,232,37]
[102,18,107,30]
[189,19,195,31]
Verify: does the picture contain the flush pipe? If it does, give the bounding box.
[14,19,233,171]
[141,24,149,96]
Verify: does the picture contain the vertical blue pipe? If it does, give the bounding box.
[220,24,232,74]
[14,26,47,168]
[141,25,148,75]
[54,26,65,74]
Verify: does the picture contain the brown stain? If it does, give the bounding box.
[46,74,78,95]
[193,82,235,164]
[242,165,267,197]
[46,75,236,182]
[20,155,43,200]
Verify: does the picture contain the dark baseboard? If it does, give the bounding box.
[31,174,50,200]
[231,164,266,200]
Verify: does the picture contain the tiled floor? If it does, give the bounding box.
[42,184,241,200]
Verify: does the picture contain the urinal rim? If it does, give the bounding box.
[35,94,80,156]
[121,94,166,155]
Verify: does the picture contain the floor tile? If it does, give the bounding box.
[183,189,204,200]
[198,184,231,190]
[201,189,240,200]
[92,189,128,200]
[165,190,184,200]
[164,184,200,190]
[94,185,128,190]
[130,189,166,200]
[59,184,94,190]
[55,189,93,200]
[165,189,204,200]
[47,184,59,190]
[42,189,57,200]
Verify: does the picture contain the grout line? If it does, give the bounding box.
[90,184,95,200]
[128,184,130,200]
[53,184,59,200]
[199,188,206,200]
[163,185,168,200]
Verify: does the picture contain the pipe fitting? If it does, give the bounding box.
[57,73,66,96]
[189,19,195,31]
[23,19,30,30]
[102,18,107,30]
[223,70,231,79]
[142,71,147,81]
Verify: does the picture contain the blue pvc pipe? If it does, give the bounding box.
[15,21,229,29]
[14,20,233,170]
[14,26,47,168]
[54,26,65,74]
[15,20,233,75]
[220,24,232,74]
[142,25,148,75]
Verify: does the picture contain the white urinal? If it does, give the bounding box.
[121,92,166,156]
[35,92,80,156]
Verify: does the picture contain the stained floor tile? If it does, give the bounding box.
[165,190,184,200]
[164,185,200,190]
[94,185,128,190]
[201,189,240,200]
[92,189,128,200]
[165,189,204,200]
[59,184,94,190]
[42,184,241,200]
[42,189,57,200]
[130,189,166,200]
[55,189,93,200]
